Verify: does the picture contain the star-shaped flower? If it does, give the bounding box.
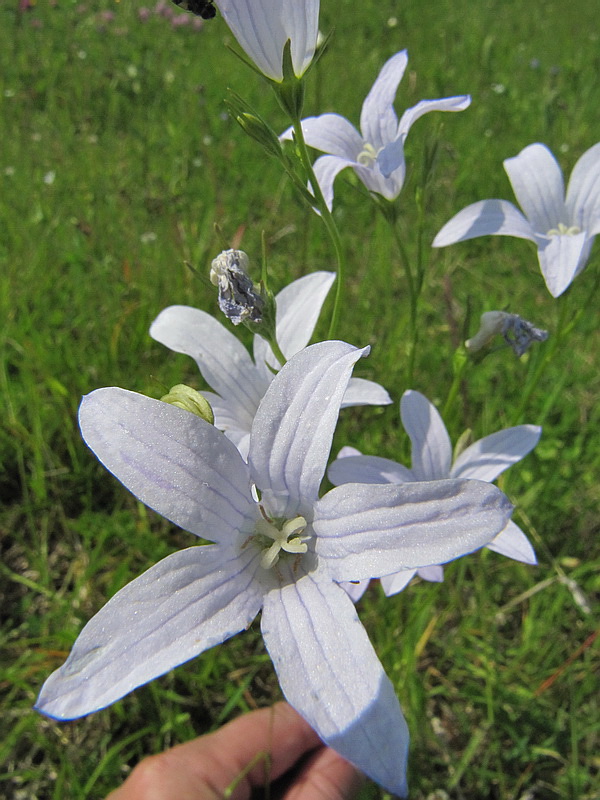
[433,142,600,297]
[329,389,539,597]
[150,271,391,460]
[215,0,319,82]
[35,343,513,796]
[281,50,470,210]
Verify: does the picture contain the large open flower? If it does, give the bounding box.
[215,0,319,81]
[329,389,539,597]
[433,142,600,297]
[35,343,512,796]
[281,50,470,209]
[150,271,391,459]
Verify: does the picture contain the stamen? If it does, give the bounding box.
[255,515,309,569]
[357,142,379,167]
[547,222,581,236]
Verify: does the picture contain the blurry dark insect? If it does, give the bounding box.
[172,0,217,19]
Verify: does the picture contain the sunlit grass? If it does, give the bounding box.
[1,0,599,798]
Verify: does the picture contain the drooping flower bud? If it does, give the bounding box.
[210,249,265,326]
[466,311,548,357]
[160,384,214,424]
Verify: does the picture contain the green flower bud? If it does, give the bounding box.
[160,385,214,424]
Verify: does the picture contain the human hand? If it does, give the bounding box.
[105,701,364,800]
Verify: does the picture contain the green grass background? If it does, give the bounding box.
[1,0,599,797]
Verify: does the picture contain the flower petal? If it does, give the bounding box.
[451,424,541,481]
[328,454,414,486]
[36,545,263,719]
[261,574,409,797]
[215,0,318,81]
[432,199,537,247]
[504,143,566,233]
[253,271,336,378]
[359,50,408,150]
[283,0,319,79]
[282,113,363,159]
[537,230,589,297]
[397,95,471,138]
[79,389,255,544]
[310,153,361,211]
[566,141,600,234]
[485,520,537,564]
[314,479,513,581]
[249,341,368,511]
[400,391,452,480]
[341,377,392,408]
[378,95,470,179]
[150,306,267,434]
[339,578,370,602]
[380,569,417,596]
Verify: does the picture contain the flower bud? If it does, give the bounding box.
[210,249,265,326]
[466,311,548,357]
[160,384,214,424]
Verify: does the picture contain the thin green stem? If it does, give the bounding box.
[289,117,346,339]
[269,336,287,367]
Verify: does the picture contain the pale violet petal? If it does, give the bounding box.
[566,142,600,234]
[451,425,541,482]
[340,579,370,602]
[359,50,408,150]
[485,520,537,564]
[36,545,263,720]
[341,377,392,408]
[396,95,471,139]
[536,231,588,296]
[417,564,445,582]
[79,389,255,544]
[375,134,407,181]
[355,159,406,201]
[249,342,368,510]
[380,569,417,596]
[215,0,318,81]
[252,271,335,379]
[337,445,362,457]
[283,114,363,160]
[504,143,565,232]
[328,454,414,486]
[200,390,253,456]
[314,480,513,581]
[150,306,266,433]
[381,564,444,596]
[312,153,360,211]
[275,270,336,360]
[378,95,470,179]
[261,575,409,797]
[283,0,319,79]
[432,199,537,247]
[401,391,452,481]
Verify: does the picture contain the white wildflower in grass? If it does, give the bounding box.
[35,342,513,796]
[281,50,470,210]
[329,389,539,597]
[433,142,600,297]
[215,0,319,82]
[150,271,392,459]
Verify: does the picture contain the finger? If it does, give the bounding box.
[106,702,322,800]
[283,745,365,800]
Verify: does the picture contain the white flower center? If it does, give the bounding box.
[253,513,309,570]
[547,222,581,236]
[356,141,380,167]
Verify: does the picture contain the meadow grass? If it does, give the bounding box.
[1,0,599,798]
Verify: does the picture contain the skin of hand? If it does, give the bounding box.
[105,701,364,800]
